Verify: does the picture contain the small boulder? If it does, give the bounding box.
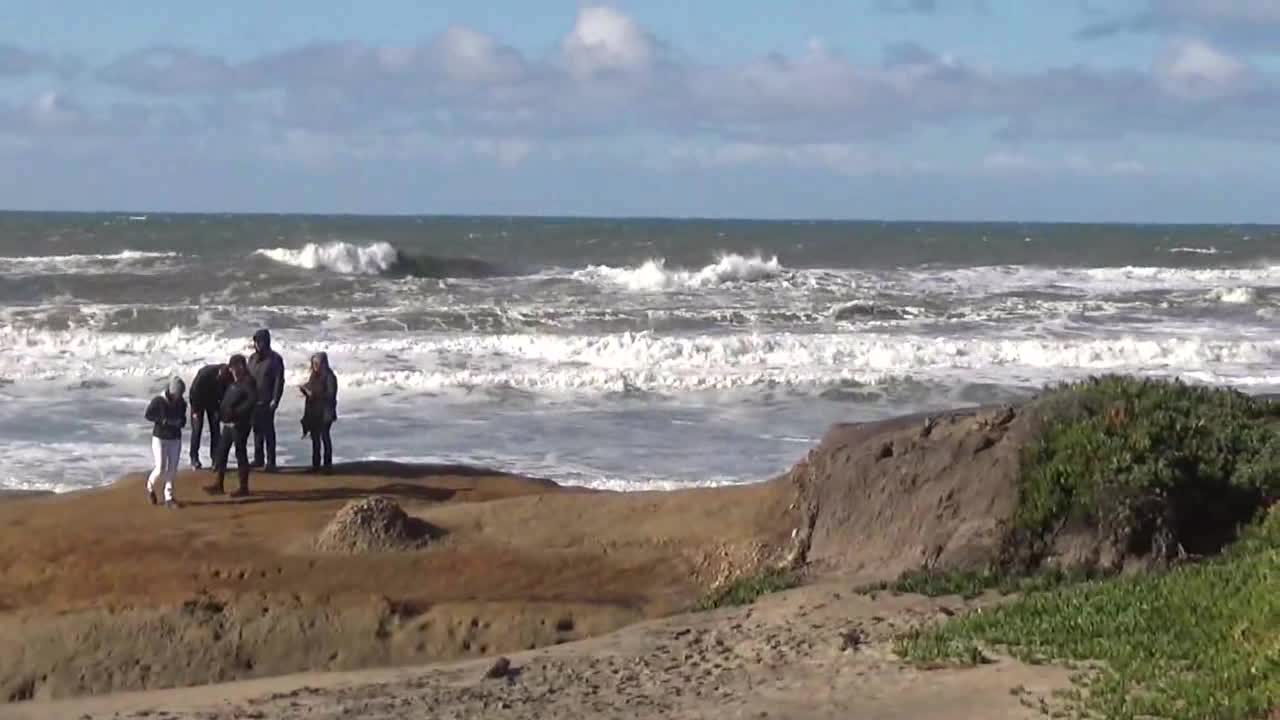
[314,496,432,554]
[484,657,512,680]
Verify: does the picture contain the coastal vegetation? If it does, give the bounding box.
[892,376,1280,720]
[695,568,801,611]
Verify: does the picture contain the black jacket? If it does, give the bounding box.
[219,377,258,427]
[189,364,230,412]
[145,393,187,440]
[248,350,285,408]
[302,370,339,431]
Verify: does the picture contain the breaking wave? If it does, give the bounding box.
[1208,287,1259,305]
[575,253,784,291]
[257,241,398,275]
[255,241,504,278]
[4,327,1277,393]
[0,250,180,276]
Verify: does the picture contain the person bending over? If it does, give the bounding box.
[248,328,285,472]
[207,354,258,497]
[188,362,231,470]
[145,377,187,508]
[300,351,339,473]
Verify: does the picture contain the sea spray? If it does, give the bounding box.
[257,241,400,275]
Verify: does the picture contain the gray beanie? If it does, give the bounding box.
[167,376,186,397]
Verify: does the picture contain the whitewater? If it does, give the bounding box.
[1,214,1278,494]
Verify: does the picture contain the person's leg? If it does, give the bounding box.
[189,408,204,468]
[251,407,266,467]
[208,425,232,494]
[264,407,278,470]
[232,425,251,495]
[310,426,322,470]
[207,409,221,470]
[161,438,180,504]
[321,422,333,469]
[146,436,163,504]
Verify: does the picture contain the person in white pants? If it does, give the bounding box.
[145,377,188,508]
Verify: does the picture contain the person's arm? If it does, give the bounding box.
[144,396,163,423]
[271,356,285,409]
[244,384,260,418]
[326,373,338,414]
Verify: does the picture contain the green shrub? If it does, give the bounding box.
[695,568,800,610]
[897,509,1280,720]
[866,566,1102,600]
[1007,375,1280,568]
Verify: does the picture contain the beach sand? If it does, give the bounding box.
[3,581,1070,720]
[0,404,1075,717]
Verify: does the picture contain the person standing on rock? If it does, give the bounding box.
[247,328,285,472]
[187,362,231,470]
[206,354,258,497]
[300,351,339,473]
[144,377,187,508]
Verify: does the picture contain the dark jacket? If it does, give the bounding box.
[219,377,258,427]
[145,393,187,440]
[189,363,230,412]
[248,350,285,408]
[301,354,339,433]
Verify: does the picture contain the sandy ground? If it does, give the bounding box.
[0,580,1070,720]
[0,405,1079,716]
[0,461,805,702]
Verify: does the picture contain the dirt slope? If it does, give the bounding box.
[1,403,1047,703]
[0,463,805,701]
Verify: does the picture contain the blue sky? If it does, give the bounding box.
[2,1,1278,221]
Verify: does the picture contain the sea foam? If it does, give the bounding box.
[576,253,784,291]
[4,327,1276,394]
[256,241,399,275]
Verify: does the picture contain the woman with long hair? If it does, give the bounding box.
[300,351,338,473]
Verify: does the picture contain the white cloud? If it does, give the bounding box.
[1079,0,1280,50]
[432,27,525,84]
[662,140,928,177]
[28,92,83,129]
[982,150,1037,173]
[1155,0,1280,25]
[1154,39,1250,99]
[981,151,1149,177]
[561,5,658,78]
[18,4,1280,168]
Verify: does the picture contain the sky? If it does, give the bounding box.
[2,1,1279,222]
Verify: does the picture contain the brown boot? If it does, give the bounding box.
[229,485,250,498]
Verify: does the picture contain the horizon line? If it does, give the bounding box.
[0,208,1275,228]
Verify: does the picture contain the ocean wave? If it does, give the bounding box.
[256,241,399,275]
[574,253,784,291]
[907,263,1280,297]
[1168,246,1221,255]
[0,250,180,276]
[1208,287,1258,304]
[256,241,506,279]
[4,327,1276,394]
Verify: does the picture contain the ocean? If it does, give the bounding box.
[1,212,1277,493]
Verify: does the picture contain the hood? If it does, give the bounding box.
[311,351,331,373]
[253,328,272,349]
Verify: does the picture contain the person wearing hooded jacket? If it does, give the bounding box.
[207,354,258,497]
[188,362,231,470]
[247,328,285,472]
[299,351,338,472]
[145,377,187,508]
